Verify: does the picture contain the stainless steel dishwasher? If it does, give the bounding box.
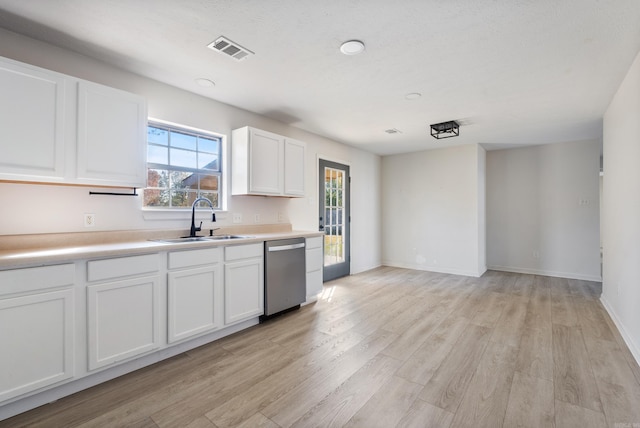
[263,237,306,320]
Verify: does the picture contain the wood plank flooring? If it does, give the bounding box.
[3,268,640,428]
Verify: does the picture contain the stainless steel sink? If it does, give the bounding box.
[151,235,253,244]
[208,235,252,240]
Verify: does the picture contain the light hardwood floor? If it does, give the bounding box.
[3,268,640,428]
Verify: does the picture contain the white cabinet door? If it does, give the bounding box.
[0,289,74,402]
[284,138,305,196]
[248,128,282,195]
[231,126,305,197]
[167,265,223,343]
[76,81,147,188]
[305,236,324,299]
[224,257,264,325]
[0,58,67,183]
[87,276,160,371]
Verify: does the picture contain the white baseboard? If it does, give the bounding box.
[600,296,640,368]
[382,260,485,278]
[487,265,601,282]
[351,263,383,275]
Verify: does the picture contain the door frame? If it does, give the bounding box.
[317,156,351,281]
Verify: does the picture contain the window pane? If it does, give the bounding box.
[143,188,169,207]
[198,153,218,170]
[170,190,193,207]
[170,148,197,169]
[199,137,218,154]
[148,127,168,145]
[170,170,194,190]
[198,173,219,191]
[199,191,219,207]
[148,145,168,164]
[147,168,168,188]
[170,131,197,150]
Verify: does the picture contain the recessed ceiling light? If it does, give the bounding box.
[405,93,422,100]
[340,40,365,55]
[195,78,215,88]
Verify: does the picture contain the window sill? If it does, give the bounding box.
[142,208,228,221]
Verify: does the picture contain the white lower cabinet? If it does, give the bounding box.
[86,255,161,371]
[306,236,324,300]
[167,247,223,343]
[224,243,264,325]
[0,264,75,402]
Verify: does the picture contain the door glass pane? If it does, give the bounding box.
[324,166,345,267]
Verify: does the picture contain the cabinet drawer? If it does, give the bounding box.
[168,247,222,270]
[306,236,322,250]
[306,270,323,297]
[225,243,263,261]
[87,254,159,282]
[0,264,75,296]
[306,247,323,272]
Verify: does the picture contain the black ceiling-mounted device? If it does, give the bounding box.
[430,121,460,139]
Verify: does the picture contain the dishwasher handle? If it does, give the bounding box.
[267,242,306,252]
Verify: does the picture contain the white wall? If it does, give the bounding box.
[0,28,382,273]
[381,144,485,277]
[601,48,640,364]
[486,139,601,281]
[477,145,487,272]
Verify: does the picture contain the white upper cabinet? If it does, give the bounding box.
[76,81,147,187]
[0,55,147,188]
[283,138,306,196]
[0,58,67,183]
[231,126,306,197]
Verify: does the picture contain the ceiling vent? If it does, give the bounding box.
[430,121,459,139]
[207,36,254,61]
[385,128,402,134]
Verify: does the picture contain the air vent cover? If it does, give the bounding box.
[207,36,254,61]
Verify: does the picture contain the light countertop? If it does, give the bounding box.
[0,225,323,269]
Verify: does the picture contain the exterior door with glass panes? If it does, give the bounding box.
[319,159,350,281]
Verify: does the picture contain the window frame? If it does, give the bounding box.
[143,119,224,211]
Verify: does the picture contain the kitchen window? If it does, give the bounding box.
[144,121,222,209]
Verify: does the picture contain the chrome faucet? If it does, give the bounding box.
[190,197,216,237]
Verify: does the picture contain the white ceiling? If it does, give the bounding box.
[0,0,639,155]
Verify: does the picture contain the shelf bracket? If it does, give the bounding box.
[89,188,139,197]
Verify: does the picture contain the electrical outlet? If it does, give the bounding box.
[278,212,284,222]
[84,213,95,228]
[533,250,540,259]
[254,213,261,223]
[232,213,242,224]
